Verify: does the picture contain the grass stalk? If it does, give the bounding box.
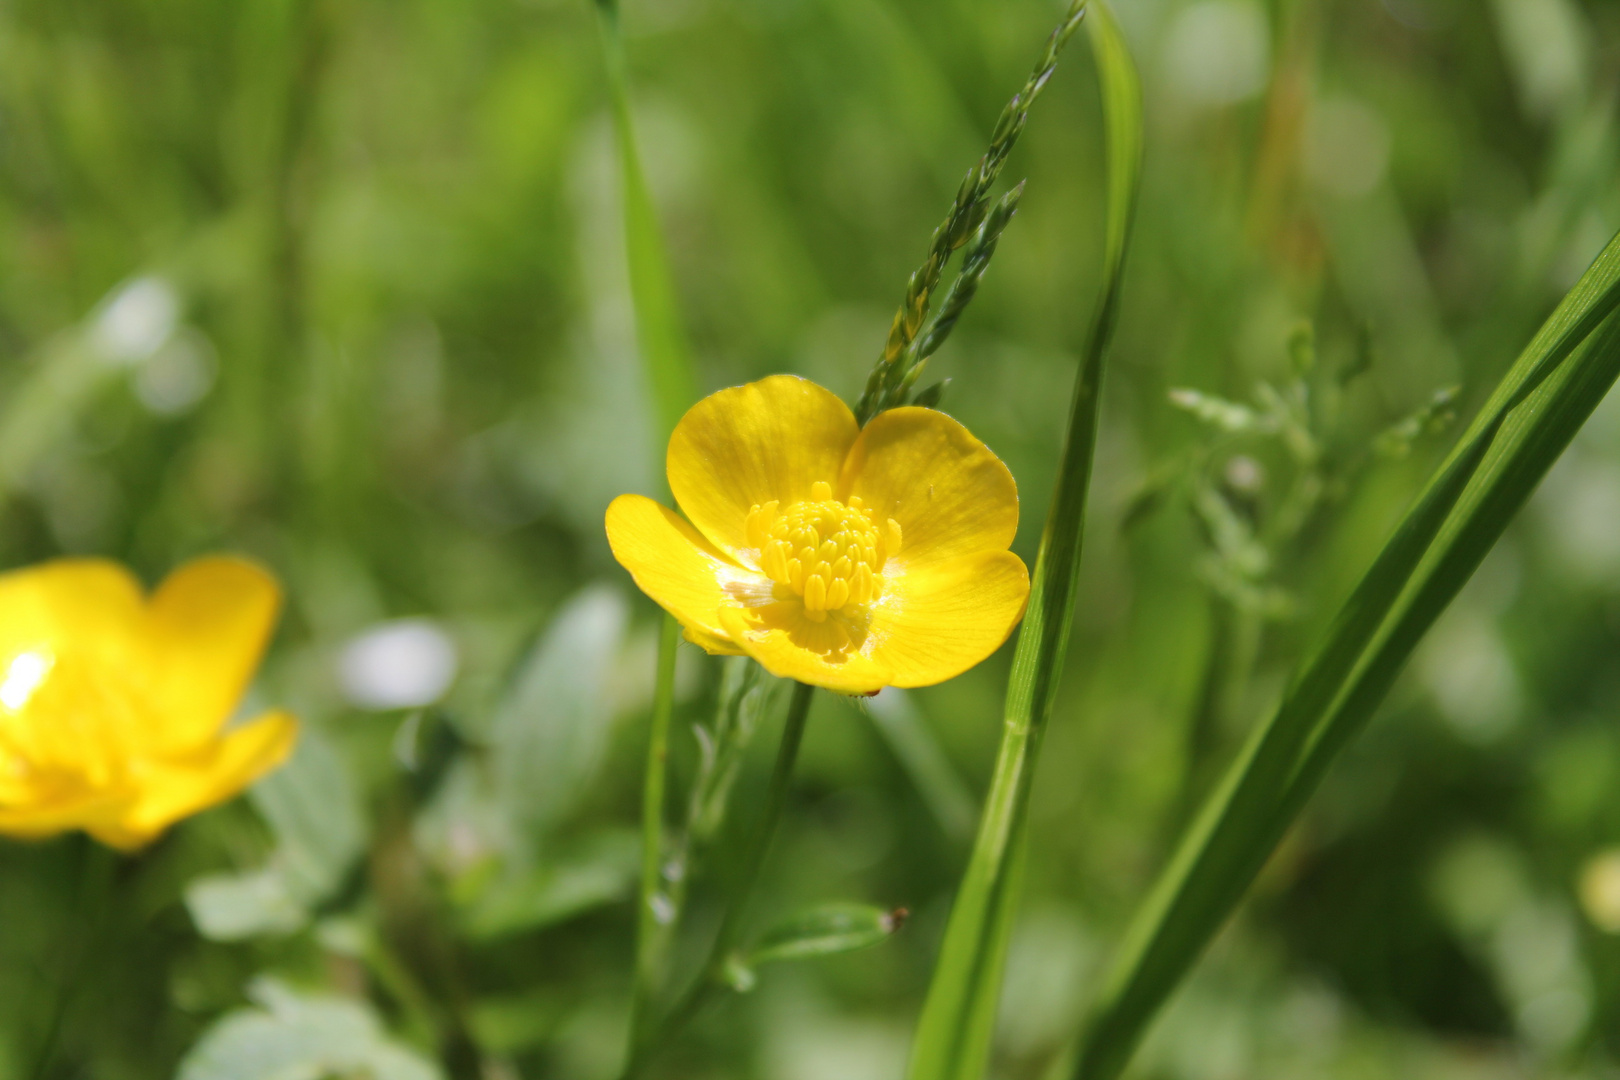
[628,614,681,1044]
[593,0,702,1061]
[620,682,816,1079]
[1069,228,1620,1080]
[30,838,117,1080]
[904,7,1142,1079]
[595,0,697,440]
[856,0,1086,424]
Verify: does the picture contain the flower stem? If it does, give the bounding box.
[619,680,814,1079]
[31,837,118,1080]
[628,613,681,1045]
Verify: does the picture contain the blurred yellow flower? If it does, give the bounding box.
[0,556,298,850]
[607,375,1030,694]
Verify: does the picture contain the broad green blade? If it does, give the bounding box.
[904,6,1142,1078]
[1070,228,1620,1080]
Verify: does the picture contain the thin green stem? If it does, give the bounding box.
[596,0,700,1055]
[704,680,813,965]
[356,921,454,1055]
[637,657,773,1029]
[31,838,118,1080]
[595,1,696,442]
[628,614,681,1044]
[619,681,815,1080]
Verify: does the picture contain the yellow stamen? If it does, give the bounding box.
[758,485,888,617]
[744,500,780,549]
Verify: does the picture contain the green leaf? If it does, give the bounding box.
[491,584,629,837]
[178,978,442,1080]
[251,726,366,900]
[458,830,640,941]
[184,868,307,942]
[725,903,906,989]
[904,5,1143,1079]
[745,903,906,968]
[185,728,366,942]
[1068,229,1620,1080]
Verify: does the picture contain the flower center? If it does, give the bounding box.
[745,481,902,622]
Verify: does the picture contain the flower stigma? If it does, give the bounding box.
[746,480,902,622]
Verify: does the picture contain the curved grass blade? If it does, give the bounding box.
[904,6,1142,1078]
[593,0,701,1049]
[595,0,698,442]
[1070,228,1620,1080]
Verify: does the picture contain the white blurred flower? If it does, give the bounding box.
[1534,449,1620,587]
[338,618,459,710]
[1303,96,1391,199]
[1417,610,1522,743]
[90,276,178,366]
[1496,902,1589,1049]
[1163,0,1270,108]
[134,328,217,417]
[1489,0,1590,119]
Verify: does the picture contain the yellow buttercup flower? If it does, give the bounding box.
[0,556,298,850]
[606,375,1030,694]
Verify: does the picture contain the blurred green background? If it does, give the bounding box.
[0,0,1618,1077]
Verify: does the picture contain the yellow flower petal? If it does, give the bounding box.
[684,624,745,655]
[91,709,299,850]
[718,602,892,695]
[0,558,144,674]
[867,551,1030,688]
[606,493,769,647]
[839,407,1019,567]
[0,786,131,841]
[143,556,282,754]
[668,375,859,561]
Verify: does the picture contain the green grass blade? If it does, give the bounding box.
[1071,228,1620,1080]
[903,6,1142,1078]
[594,0,701,1049]
[630,614,679,1043]
[595,0,698,442]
